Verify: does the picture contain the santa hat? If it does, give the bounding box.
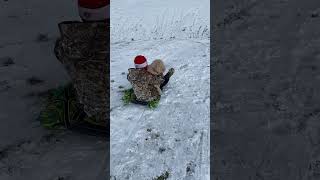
[78,0,110,21]
[134,55,148,69]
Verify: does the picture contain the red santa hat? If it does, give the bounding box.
[78,0,110,21]
[134,55,148,69]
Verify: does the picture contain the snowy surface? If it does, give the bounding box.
[110,0,210,179]
[213,0,320,179]
[111,0,210,43]
[0,0,108,179]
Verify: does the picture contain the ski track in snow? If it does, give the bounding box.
[110,39,210,180]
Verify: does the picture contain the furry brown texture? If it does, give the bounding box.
[147,59,166,75]
[54,21,109,127]
[127,68,164,102]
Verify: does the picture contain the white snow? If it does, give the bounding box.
[0,1,108,180]
[111,0,210,43]
[0,0,79,148]
[110,0,210,179]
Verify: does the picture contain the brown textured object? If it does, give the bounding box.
[54,21,109,127]
[127,68,164,102]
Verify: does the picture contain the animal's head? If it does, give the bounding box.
[147,59,165,75]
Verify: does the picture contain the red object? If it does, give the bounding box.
[78,0,109,21]
[134,55,148,69]
[78,0,110,9]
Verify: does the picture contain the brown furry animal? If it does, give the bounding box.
[147,59,166,75]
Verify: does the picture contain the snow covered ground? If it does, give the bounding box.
[213,0,320,179]
[0,0,108,179]
[110,0,210,179]
[111,0,210,43]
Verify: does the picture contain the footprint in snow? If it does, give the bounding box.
[179,64,188,70]
[0,80,11,92]
[0,57,15,67]
[26,76,45,86]
[35,33,50,42]
[186,161,196,176]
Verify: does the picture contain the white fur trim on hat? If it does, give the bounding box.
[78,5,109,21]
[135,61,148,68]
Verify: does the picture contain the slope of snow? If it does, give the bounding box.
[111,0,210,42]
[110,0,210,179]
[0,0,78,149]
[0,1,108,179]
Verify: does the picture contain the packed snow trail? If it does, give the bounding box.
[110,39,210,179]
